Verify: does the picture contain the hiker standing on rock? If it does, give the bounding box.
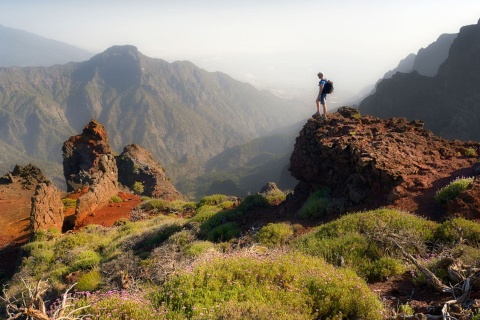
[315,72,327,118]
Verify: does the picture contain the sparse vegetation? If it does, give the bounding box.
[434,176,474,204]
[132,181,145,195]
[7,186,480,319]
[465,147,478,157]
[61,197,77,209]
[110,195,122,203]
[298,188,331,219]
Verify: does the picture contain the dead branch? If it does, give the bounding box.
[1,279,91,320]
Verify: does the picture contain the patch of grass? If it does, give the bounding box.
[435,176,474,204]
[109,195,122,203]
[152,252,384,319]
[71,250,102,270]
[255,223,294,247]
[76,270,102,292]
[298,188,331,219]
[207,222,241,242]
[183,241,217,257]
[198,194,229,207]
[62,198,77,210]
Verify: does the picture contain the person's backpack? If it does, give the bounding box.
[322,79,334,94]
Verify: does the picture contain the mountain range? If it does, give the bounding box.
[0,44,306,196]
[359,19,480,141]
[0,24,92,67]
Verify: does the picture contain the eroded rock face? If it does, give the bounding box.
[289,107,480,217]
[117,144,187,201]
[30,181,64,233]
[62,119,119,226]
[62,119,115,192]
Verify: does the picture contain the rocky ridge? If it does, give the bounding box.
[289,107,480,218]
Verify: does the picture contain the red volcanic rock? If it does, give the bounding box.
[62,119,119,227]
[117,144,187,201]
[62,119,114,192]
[289,107,480,218]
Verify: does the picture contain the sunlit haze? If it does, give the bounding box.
[1,0,479,97]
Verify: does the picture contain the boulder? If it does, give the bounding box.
[30,181,64,233]
[117,144,187,201]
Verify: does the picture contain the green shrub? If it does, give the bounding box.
[183,241,217,257]
[435,177,474,204]
[76,270,102,292]
[190,205,223,223]
[198,194,229,207]
[71,250,102,270]
[298,188,331,219]
[465,148,478,158]
[167,230,195,247]
[293,208,437,282]
[263,190,286,205]
[152,252,384,319]
[62,198,77,209]
[142,199,169,211]
[436,217,480,245]
[255,223,294,247]
[132,181,145,195]
[207,222,241,242]
[109,195,122,203]
[235,194,269,215]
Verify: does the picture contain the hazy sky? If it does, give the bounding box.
[1,0,479,94]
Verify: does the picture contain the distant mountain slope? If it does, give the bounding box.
[0,45,305,192]
[359,20,480,141]
[0,25,93,67]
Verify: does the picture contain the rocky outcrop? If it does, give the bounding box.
[63,119,115,192]
[0,164,48,189]
[30,181,64,233]
[62,120,119,226]
[117,144,187,201]
[289,107,480,217]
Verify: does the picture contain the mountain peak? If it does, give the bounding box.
[103,45,140,58]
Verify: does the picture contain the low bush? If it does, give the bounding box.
[71,250,102,270]
[61,198,77,210]
[198,194,229,207]
[435,176,474,204]
[183,241,217,257]
[109,195,122,203]
[293,208,437,282]
[298,188,330,219]
[132,181,145,195]
[435,217,480,245]
[152,252,384,319]
[75,270,102,292]
[206,222,241,242]
[255,223,294,247]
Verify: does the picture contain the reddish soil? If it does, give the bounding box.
[73,192,141,229]
[0,187,141,279]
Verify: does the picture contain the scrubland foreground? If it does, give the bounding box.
[2,190,480,319]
